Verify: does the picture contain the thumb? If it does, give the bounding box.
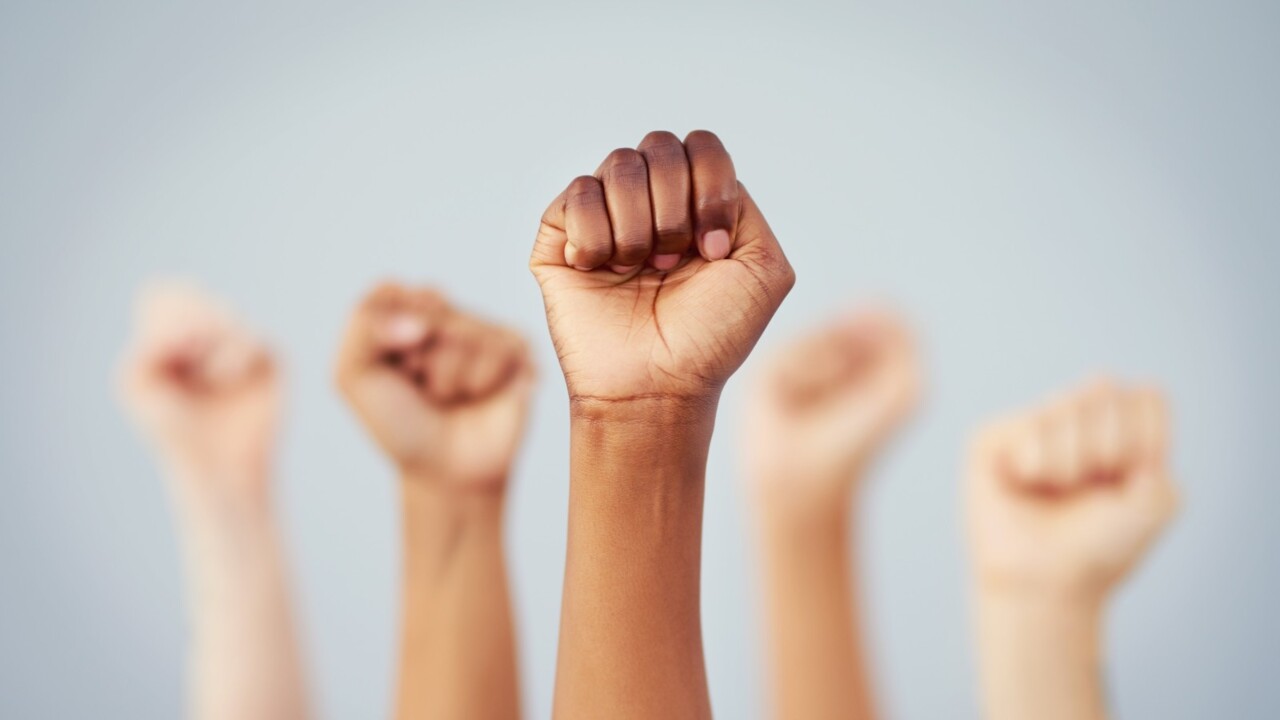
[335,286,438,391]
[530,185,571,273]
[731,184,796,303]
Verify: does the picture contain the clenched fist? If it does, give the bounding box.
[118,282,279,491]
[335,283,534,488]
[968,381,1179,598]
[746,310,919,508]
[530,130,795,406]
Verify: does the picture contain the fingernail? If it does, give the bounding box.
[572,264,594,271]
[611,264,638,274]
[701,229,731,261]
[564,243,579,267]
[383,315,427,345]
[652,253,682,271]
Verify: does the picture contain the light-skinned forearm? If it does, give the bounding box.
[172,469,308,720]
[552,397,717,720]
[976,588,1106,720]
[397,476,519,720]
[757,486,875,720]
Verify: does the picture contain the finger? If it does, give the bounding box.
[533,187,571,270]
[1132,387,1170,468]
[563,175,613,270]
[733,185,796,298]
[595,148,653,271]
[459,331,515,400]
[1083,380,1128,482]
[424,321,474,404]
[637,130,693,265]
[774,324,859,404]
[201,331,265,389]
[1008,416,1050,490]
[1122,388,1177,516]
[684,130,739,261]
[335,283,441,391]
[1041,402,1080,490]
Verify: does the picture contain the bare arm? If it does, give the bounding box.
[553,400,715,719]
[530,130,794,718]
[968,381,1177,720]
[397,480,518,720]
[173,475,309,720]
[335,283,532,720]
[746,311,918,720]
[119,282,308,720]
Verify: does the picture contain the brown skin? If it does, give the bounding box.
[531,130,795,720]
[968,381,1178,720]
[118,282,309,720]
[745,310,919,720]
[336,284,532,720]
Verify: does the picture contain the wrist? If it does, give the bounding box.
[167,460,275,523]
[569,392,720,427]
[753,472,859,525]
[400,476,506,533]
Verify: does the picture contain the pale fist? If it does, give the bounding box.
[118,282,279,488]
[335,283,534,488]
[746,310,919,506]
[530,130,795,405]
[968,381,1179,599]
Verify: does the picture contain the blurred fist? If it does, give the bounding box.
[335,283,534,488]
[968,381,1179,599]
[746,310,919,506]
[530,130,795,405]
[118,282,279,488]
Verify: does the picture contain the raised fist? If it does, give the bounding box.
[530,130,795,406]
[968,381,1179,598]
[746,310,919,507]
[335,283,534,488]
[118,282,279,490]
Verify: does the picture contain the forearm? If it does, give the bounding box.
[553,397,716,720]
[757,487,875,720]
[398,476,519,720]
[172,473,308,720]
[976,588,1106,720]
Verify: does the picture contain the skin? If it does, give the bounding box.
[968,381,1179,720]
[744,310,919,720]
[335,283,532,720]
[530,130,795,719]
[118,282,308,720]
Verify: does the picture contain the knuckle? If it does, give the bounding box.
[601,149,648,187]
[612,232,652,259]
[654,215,693,243]
[565,175,603,207]
[684,128,724,149]
[640,130,681,148]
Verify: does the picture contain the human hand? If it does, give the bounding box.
[118,281,279,496]
[968,381,1178,601]
[530,130,795,411]
[335,283,534,488]
[746,309,919,510]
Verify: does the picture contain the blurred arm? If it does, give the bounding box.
[173,472,308,720]
[757,488,876,720]
[976,589,1106,720]
[396,475,519,720]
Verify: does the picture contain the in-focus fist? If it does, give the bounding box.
[118,281,279,487]
[335,283,534,488]
[746,310,919,507]
[530,130,795,407]
[968,381,1179,599]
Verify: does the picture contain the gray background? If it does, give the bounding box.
[2,0,1277,717]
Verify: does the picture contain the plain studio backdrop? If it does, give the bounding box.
[1,1,1277,717]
